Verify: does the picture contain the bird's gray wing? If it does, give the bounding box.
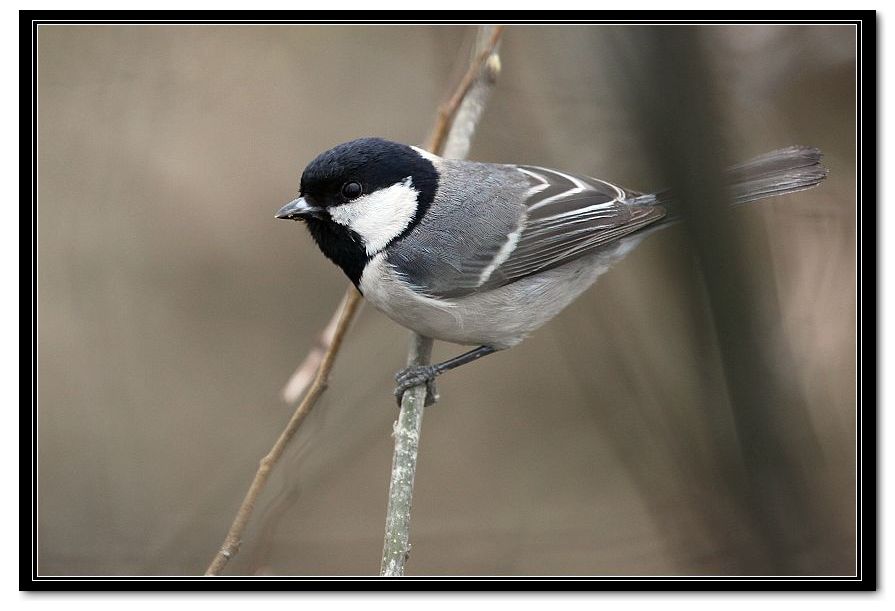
[385,160,529,298]
[386,162,665,299]
[480,165,666,289]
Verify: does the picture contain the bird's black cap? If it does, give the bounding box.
[300,137,437,212]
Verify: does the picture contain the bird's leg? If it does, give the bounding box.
[394,345,497,407]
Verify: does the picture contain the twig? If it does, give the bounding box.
[281,288,360,404]
[205,289,362,576]
[380,24,504,577]
[425,25,504,155]
[379,334,434,576]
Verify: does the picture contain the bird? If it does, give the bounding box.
[275,138,827,406]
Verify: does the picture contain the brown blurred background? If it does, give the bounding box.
[36,24,856,576]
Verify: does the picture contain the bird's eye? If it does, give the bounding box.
[341,181,363,200]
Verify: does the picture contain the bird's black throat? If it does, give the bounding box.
[304,218,369,290]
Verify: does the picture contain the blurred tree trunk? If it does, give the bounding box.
[605,25,850,575]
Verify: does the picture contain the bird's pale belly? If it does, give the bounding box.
[358,240,640,349]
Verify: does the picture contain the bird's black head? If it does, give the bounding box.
[300,138,439,210]
[276,138,439,289]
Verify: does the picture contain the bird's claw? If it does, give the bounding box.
[394,365,439,407]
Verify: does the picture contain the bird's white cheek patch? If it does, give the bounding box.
[328,177,418,255]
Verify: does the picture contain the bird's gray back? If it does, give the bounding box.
[385,159,529,297]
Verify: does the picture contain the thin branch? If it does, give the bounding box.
[380,24,504,577]
[205,289,362,576]
[281,287,361,404]
[379,334,434,576]
[425,25,504,155]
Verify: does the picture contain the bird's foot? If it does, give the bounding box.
[394,365,440,407]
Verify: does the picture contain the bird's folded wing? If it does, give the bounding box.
[451,165,665,295]
[387,163,665,299]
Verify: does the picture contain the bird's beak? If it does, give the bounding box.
[275,197,324,221]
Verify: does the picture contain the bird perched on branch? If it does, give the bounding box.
[276,138,827,405]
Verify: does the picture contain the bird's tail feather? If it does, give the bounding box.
[649,146,828,212]
[725,145,828,205]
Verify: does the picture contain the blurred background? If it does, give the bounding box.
[37,24,857,576]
